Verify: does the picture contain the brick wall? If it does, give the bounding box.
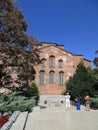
[34,42,91,95]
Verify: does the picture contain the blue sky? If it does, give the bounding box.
[19,0,98,68]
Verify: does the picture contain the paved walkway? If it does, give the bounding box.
[24,105,98,130]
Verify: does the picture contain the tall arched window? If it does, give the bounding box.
[49,56,55,67]
[49,71,55,84]
[58,59,63,67]
[59,71,64,85]
[39,71,45,84]
[41,59,46,67]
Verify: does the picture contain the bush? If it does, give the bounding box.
[90,96,98,109]
[22,82,39,105]
[0,92,36,113]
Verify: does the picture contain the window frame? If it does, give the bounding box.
[58,59,63,68]
[41,59,46,67]
[49,56,55,67]
[59,71,64,85]
[39,70,45,84]
[49,71,55,84]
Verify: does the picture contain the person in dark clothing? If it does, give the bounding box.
[75,97,81,110]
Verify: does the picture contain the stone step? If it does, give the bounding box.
[10,112,28,130]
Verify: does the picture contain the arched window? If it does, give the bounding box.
[49,56,55,67]
[49,71,55,84]
[58,59,63,67]
[59,71,64,85]
[41,59,46,67]
[39,71,45,84]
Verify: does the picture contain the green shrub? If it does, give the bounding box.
[22,82,39,105]
[0,92,36,113]
[90,96,98,109]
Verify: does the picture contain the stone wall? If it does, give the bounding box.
[39,95,66,107]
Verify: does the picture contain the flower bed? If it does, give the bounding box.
[0,111,20,130]
[0,115,9,128]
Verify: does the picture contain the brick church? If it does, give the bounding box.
[34,42,91,95]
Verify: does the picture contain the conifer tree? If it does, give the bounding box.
[66,62,94,103]
[0,0,40,90]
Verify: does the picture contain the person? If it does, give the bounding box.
[75,97,81,110]
[84,95,90,111]
[65,93,71,110]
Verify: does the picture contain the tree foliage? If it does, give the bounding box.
[93,50,98,67]
[91,68,98,96]
[0,0,40,89]
[22,82,39,105]
[66,62,97,103]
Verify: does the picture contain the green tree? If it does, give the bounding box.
[89,68,98,109]
[66,62,95,103]
[93,50,98,67]
[91,68,98,95]
[0,0,40,90]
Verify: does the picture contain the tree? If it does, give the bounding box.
[93,50,98,67]
[0,0,40,90]
[66,62,95,103]
[89,68,98,109]
[91,68,98,95]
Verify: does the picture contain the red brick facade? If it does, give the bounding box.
[34,42,91,95]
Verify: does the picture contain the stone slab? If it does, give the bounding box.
[10,112,28,130]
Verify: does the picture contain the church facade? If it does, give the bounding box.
[34,42,91,95]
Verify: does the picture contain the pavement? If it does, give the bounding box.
[24,105,98,130]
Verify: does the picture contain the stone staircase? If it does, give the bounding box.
[9,105,97,130]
